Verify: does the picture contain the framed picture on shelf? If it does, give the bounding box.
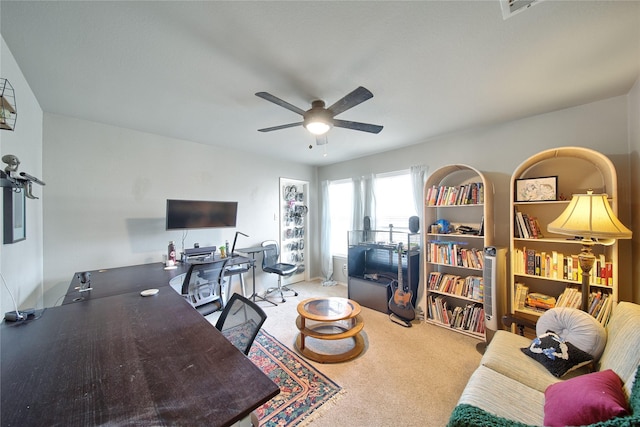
[515,176,558,202]
[3,187,26,244]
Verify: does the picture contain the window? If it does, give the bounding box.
[375,171,417,231]
[326,171,416,257]
[328,180,353,256]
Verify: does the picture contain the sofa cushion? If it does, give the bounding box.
[544,369,629,427]
[455,365,545,426]
[448,365,640,427]
[599,301,640,396]
[521,330,594,377]
[481,330,587,393]
[537,306,607,359]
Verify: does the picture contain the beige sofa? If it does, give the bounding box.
[448,301,640,426]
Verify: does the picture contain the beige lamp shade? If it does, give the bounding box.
[547,192,632,240]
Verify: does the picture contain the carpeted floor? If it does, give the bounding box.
[208,279,482,426]
[248,330,344,427]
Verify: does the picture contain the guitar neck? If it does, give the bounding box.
[397,242,403,288]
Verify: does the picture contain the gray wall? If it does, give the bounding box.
[629,78,640,302]
[0,37,44,315]
[318,92,637,303]
[42,115,317,305]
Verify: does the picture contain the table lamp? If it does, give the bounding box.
[547,191,632,311]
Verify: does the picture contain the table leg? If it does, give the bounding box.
[300,317,306,350]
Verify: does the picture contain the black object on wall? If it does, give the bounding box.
[166,199,238,230]
[3,187,25,244]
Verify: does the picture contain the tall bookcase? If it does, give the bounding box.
[509,147,620,327]
[422,164,494,340]
[279,177,309,284]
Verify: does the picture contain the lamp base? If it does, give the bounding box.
[578,241,596,312]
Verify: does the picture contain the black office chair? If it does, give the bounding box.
[261,240,298,303]
[180,258,229,316]
[215,293,267,355]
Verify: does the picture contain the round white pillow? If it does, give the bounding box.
[536,307,607,360]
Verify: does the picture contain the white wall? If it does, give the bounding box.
[318,94,635,302]
[0,37,44,315]
[42,115,316,305]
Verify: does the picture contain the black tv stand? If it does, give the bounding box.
[347,230,420,314]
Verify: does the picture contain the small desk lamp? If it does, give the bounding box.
[547,191,632,311]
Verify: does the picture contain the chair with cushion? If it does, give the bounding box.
[215,293,267,355]
[261,240,298,303]
[175,258,229,316]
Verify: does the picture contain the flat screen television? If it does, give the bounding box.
[166,199,238,230]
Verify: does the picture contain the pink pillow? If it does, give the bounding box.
[544,369,629,427]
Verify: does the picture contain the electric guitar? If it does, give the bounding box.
[388,242,415,321]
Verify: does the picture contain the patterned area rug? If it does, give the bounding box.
[249,330,343,426]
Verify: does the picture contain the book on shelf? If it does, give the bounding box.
[595,296,613,325]
[426,182,484,206]
[514,247,612,285]
[515,209,530,239]
[514,283,528,309]
[526,249,536,275]
[521,213,534,238]
[526,292,556,310]
[556,287,581,309]
[428,271,443,289]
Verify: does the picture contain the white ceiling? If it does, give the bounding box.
[1,1,639,166]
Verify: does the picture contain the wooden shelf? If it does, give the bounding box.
[509,147,620,327]
[421,164,494,341]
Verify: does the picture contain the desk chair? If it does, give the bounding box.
[181,259,229,316]
[261,240,298,303]
[215,293,267,355]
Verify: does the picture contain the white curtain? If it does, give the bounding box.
[320,180,335,285]
[411,165,428,222]
[352,177,364,232]
[364,173,376,231]
[352,174,376,241]
[410,165,428,319]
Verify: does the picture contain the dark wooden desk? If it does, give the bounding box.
[62,262,188,304]
[3,268,278,426]
[63,257,253,305]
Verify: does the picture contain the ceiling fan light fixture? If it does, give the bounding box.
[305,120,331,135]
[303,100,333,135]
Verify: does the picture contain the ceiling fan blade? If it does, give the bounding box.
[255,92,306,115]
[327,86,374,116]
[333,119,383,134]
[258,122,303,132]
[315,135,328,145]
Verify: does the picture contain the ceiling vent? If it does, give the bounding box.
[500,0,542,19]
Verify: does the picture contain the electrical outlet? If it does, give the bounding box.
[342,263,347,275]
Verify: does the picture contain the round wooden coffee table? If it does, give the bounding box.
[295,297,365,363]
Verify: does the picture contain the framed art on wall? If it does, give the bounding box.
[3,187,25,244]
[515,176,558,202]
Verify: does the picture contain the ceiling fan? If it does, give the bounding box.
[255,86,383,146]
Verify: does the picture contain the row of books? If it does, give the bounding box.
[426,242,484,269]
[514,208,543,239]
[557,287,613,323]
[425,182,484,206]
[514,283,613,325]
[427,295,485,334]
[513,247,613,285]
[514,284,558,311]
[427,272,484,301]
